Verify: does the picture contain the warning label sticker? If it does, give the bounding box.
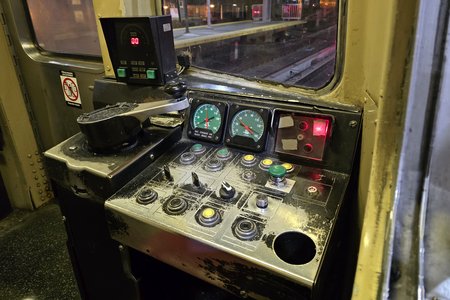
[60,70,82,108]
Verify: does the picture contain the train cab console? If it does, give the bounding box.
[44,16,361,300]
[105,89,361,299]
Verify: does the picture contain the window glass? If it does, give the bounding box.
[26,0,101,56]
[167,0,338,89]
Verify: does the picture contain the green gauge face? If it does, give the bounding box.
[192,104,222,134]
[230,109,265,142]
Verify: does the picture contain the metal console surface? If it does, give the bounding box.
[106,141,349,299]
[105,90,362,300]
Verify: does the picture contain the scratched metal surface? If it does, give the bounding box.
[106,141,349,298]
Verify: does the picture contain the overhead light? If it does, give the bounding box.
[210,4,215,8]
[163,5,169,9]
[233,3,237,6]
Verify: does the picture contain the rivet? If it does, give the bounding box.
[38,190,43,194]
[150,154,155,160]
[27,154,32,158]
[69,146,77,151]
[30,162,34,166]
[35,151,39,155]
[32,170,37,173]
[118,245,124,251]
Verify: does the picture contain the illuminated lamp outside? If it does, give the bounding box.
[313,119,329,136]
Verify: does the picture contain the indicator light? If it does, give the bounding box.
[313,119,329,136]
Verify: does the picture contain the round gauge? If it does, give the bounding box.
[192,104,222,134]
[188,101,227,143]
[230,109,265,142]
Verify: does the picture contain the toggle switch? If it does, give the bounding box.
[192,172,201,188]
[163,165,173,181]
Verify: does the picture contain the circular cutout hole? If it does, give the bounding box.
[273,232,316,265]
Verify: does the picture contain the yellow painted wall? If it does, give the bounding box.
[0,26,53,209]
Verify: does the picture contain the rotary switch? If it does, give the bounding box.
[219,181,236,200]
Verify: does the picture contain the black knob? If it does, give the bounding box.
[164,81,187,99]
[219,181,236,200]
[192,172,201,188]
[163,165,173,181]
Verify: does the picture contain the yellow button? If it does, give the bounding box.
[262,159,273,166]
[282,163,294,172]
[243,154,255,161]
[201,208,216,219]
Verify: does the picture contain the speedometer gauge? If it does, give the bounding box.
[225,105,270,152]
[230,110,264,142]
[188,100,227,143]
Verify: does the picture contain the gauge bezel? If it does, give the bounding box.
[225,104,271,152]
[188,99,228,143]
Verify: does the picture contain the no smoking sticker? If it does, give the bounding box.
[60,70,82,108]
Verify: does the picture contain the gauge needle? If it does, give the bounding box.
[239,120,259,135]
[205,110,208,129]
[199,116,215,125]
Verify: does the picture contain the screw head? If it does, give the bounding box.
[349,120,358,128]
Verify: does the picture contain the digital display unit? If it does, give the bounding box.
[100,16,177,86]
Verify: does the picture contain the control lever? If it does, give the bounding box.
[77,97,189,152]
[192,172,201,188]
[163,165,173,182]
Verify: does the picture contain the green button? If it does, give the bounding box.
[146,69,156,79]
[217,148,230,157]
[268,165,286,178]
[191,143,203,152]
[117,68,127,78]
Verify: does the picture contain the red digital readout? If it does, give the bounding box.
[313,119,329,136]
[130,37,140,45]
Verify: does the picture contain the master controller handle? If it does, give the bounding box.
[77,82,189,152]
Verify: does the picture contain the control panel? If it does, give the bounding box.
[105,90,361,299]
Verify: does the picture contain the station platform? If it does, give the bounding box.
[174,20,305,48]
